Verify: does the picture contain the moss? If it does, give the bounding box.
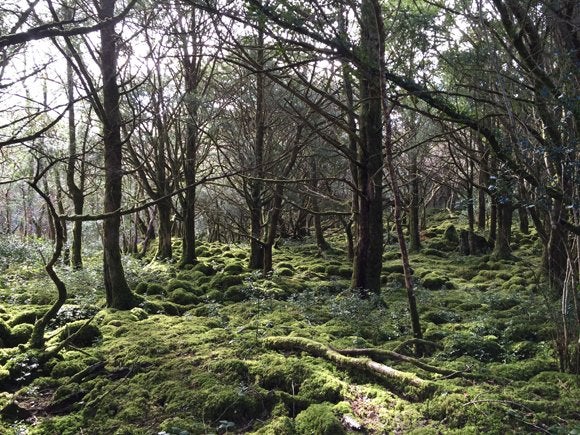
[158,417,206,434]
[9,308,46,327]
[223,262,245,275]
[0,319,11,343]
[206,358,250,383]
[193,262,216,276]
[444,333,505,362]
[299,372,344,403]
[211,273,244,290]
[224,285,247,303]
[252,416,295,434]
[8,323,33,346]
[146,283,166,296]
[130,307,149,321]
[422,273,449,290]
[295,403,345,435]
[168,289,199,306]
[422,248,448,258]
[134,282,149,295]
[51,360,87,378]
[383,263,405,274]
[276,267,294,277]
[422,310,461,325]
[59,320,102,347]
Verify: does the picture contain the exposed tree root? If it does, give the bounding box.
[264,336,437,398]
[335,347,476,379]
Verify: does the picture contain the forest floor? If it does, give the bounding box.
[0,212,579,434]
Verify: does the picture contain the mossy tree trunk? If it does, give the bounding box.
[28,181,67,349]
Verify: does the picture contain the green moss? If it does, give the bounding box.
[299,372,344,403]
[8,323,33,346]
[0,319,11,343]
[223,262,245,275]
[422,273,449,290]
[134,282,148,295]
[276,267,294,277]
[146,283,166,296]
[423,310,461,325]
[252,416,295,434]
[130,307,149,321]
[444,333,505,362]
[51,360,87,378]
[168,289,199,306]
[224,285,246,302]
[59,320,102,347]
[193,262,216,276]
[295,403,345,435]
[488,358,557,381]
[9,308,46,326]
[211,273,244,290]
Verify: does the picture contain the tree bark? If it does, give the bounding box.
[408,153,421,252]
[100,0,135,309]
[351,0,384,293]
[248,18,265,270]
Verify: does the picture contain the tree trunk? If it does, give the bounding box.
[249,19,266,270]
[408,154,421,252]
[180,10,201,267]
[100,0,135,309]
[543,199,568,297]
[66,34,85,269]
[477,145,488,232]
[351,0,384,294]
[156,199,173,259]
[492,200,513,260]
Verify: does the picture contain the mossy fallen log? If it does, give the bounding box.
[264,336,437,399]
[335,347,475,379]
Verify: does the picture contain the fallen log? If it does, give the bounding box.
[264,336,436,397]
[335,347,474,379]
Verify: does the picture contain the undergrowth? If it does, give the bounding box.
[0,224,578,434]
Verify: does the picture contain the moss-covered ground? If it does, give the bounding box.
[0,216,578,434]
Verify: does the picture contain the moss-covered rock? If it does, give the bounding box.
[422,273,449,290]
[134,282,149,295]
[8,323,33,346]
[210,273,244,290]
[0,319,12,344]
[295,403,345,435]
[422,310,462,325]
[252,416,295,434]
[193,262,217,276]
[145,283,166,296]
[59,321,102,347]
[168,289,199,306]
